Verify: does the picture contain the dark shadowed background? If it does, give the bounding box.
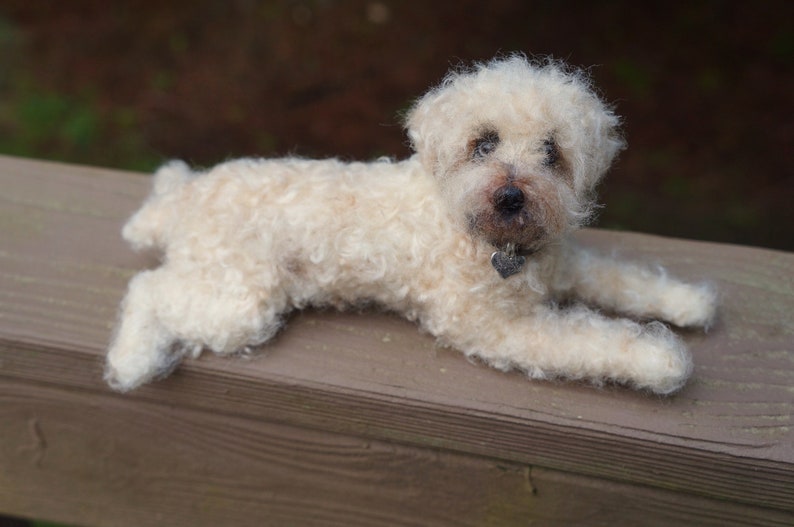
[0,1,792,252]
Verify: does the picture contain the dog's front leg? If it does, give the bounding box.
[436,304,693,394]
[554,245,717,328]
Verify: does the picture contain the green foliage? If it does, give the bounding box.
[0,84,161,171]
[13,91,97,150]
[0,15,160,171]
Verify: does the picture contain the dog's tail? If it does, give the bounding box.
[122,160,192,251]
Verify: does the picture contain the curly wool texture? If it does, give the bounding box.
[106,55,716,395]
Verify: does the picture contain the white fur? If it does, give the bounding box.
[106,55,716,395]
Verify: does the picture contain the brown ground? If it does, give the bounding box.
[1,1,792,250]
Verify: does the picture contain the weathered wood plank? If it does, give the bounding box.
[1,154,793,523]
[3,379,791,527]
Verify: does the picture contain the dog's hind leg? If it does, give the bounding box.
[106,265,287,391]
[105,269,184,392]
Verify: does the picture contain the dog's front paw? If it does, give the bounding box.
[660,281,718,329]
[626,323,693,394]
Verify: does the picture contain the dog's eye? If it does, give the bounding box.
[543,137,560,166]
[472,131,499,159]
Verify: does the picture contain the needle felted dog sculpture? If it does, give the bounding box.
[106,55,716,394]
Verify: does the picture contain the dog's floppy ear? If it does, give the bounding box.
[404,93,441,175]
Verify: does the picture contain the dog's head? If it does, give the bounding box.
[405,55,625,254]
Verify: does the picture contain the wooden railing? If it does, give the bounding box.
[1,155,792,526]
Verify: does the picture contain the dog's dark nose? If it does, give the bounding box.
[494,185,525,216]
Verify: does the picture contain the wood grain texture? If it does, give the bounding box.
[3,379,792,527]
[1,155,793,524]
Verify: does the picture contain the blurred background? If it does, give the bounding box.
[0,3,791,526]
[0,1,792,252]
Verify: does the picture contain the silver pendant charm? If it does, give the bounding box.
[490,243,526,279]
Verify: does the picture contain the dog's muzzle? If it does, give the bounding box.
[493,185,525,217]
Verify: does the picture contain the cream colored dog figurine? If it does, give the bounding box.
[106,55,716,394]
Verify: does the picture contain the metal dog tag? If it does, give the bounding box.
[490,244,526,279]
